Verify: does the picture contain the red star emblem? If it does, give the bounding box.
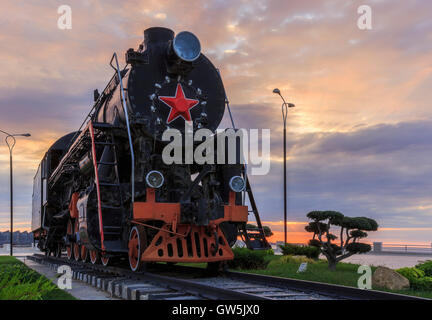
[158,83,200,124]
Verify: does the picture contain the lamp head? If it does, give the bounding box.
[273,88,281,95]
[173,31,201,62]
[13,133,31,137]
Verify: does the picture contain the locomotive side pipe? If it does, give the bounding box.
[110,53,135,202]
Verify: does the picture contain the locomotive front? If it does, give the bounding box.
[32,27,262,272]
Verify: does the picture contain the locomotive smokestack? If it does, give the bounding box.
[144,27,174,48]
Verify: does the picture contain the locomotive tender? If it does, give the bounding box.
[32,27,269,271]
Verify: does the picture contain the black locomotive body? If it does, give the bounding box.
[32,27,269,271]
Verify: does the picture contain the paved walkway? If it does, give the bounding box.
[19,256,118,300]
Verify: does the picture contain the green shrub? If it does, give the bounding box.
[308,239,321,247]
[265,249,275,256]
[411,277,432,291]
[280,255,317,265]
[396,267,425,282]
[415,260,432,277]
[228,248,271,270]
[396,267,432,291]
[279,244,320,259]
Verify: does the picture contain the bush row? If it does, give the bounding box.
[279,243,320,259]
[396,260,432,291]
[416,260,432,277]
[227,248,273,270]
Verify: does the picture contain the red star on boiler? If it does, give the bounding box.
[158,83,200,124]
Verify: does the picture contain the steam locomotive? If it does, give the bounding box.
[32,27,269,271]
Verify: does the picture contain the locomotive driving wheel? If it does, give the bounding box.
[66,219,74,260]
[128,225,147,272]
[101,255,110,266]
[89,250,100,264]
[81,245,88,262]
[54,243,62,258]
[73,220,81,262]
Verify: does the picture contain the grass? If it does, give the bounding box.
[0,256,76,300]
[240,255,432,299]
[180,255,370,287]
[181,254,432,299]
[0,256,21,265]
[236,255,371,287]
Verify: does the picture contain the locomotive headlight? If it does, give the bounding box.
[173,31,201,62]
[229,176,246,193]
[146,170,164,188]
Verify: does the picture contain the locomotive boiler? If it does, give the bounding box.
[31,27,269,271]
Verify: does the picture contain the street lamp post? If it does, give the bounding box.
[272,89,295,245]
[0,130,31,256]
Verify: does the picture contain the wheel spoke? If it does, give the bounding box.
[128,226,147,271]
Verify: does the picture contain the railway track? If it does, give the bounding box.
[27,254,425,300]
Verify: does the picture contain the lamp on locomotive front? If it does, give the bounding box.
[229,176,246,193]
[167,31,202,75]
[172,31,201,62]
[145,170,165,189]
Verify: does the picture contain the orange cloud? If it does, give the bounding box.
[1,1,432,246]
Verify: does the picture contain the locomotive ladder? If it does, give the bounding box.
[216,68,270,250]
[89,122,125,253]
[241,179,271,250]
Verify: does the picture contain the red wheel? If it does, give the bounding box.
[128,226,146,272]
[73,220,80,262]
[81,245,89,262]
[90,250,100,264]
[101,256,110,266]
[66,219,74,260]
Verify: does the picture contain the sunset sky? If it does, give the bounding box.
[1,0,432,245]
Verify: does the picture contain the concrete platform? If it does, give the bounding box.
[19,257,119,300]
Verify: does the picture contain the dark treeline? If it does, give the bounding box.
[0,231,33,245]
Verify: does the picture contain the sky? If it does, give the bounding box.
[1,0,432,245]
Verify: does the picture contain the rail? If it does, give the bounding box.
[27,254,426,300]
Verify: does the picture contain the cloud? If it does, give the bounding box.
[0,0,432,245]
[247,120,432,234]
